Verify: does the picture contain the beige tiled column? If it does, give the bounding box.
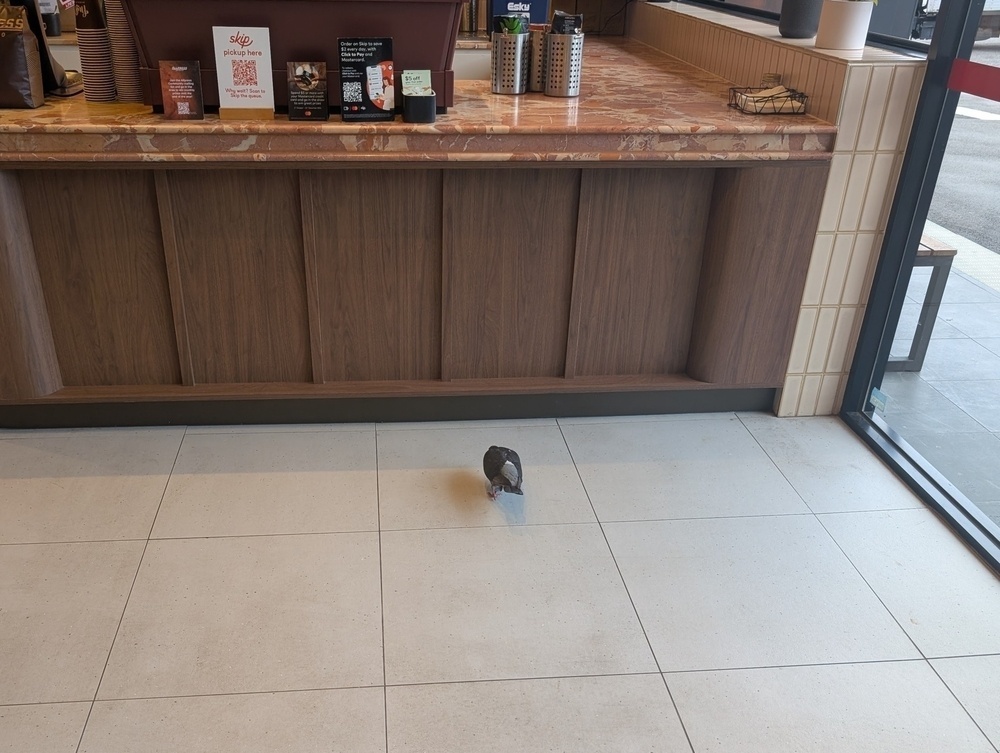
[628,2,924,415]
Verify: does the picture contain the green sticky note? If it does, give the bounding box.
[401,69,433,97]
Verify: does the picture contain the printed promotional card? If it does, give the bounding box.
[287,62,328,121]
[401,69,433,97]
[159,60,205,120]
[212,26,274,119]
[338,38,394,122]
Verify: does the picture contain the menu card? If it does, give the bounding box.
[159,61,205,120]
[212,26,274,120]
[338,38,394,122]
[287,62,328,121]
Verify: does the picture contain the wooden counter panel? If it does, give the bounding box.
[568,168,715,377]
[0,172,61,399]
[688,164,829,385]
[19,170,180,387]
[161,170,312,384]
[442,169,579,380]
[303,170,443,382]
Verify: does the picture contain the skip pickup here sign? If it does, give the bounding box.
[213,26,275,119]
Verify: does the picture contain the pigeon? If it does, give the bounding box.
[483,445,524,499]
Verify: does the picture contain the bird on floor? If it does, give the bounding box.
[483,445,524,499]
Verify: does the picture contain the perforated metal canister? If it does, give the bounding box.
[544,32,584,97]
[528,28,546,92]
[491,32,530,95]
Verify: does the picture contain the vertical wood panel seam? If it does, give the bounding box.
[562,169,588,379]
[440,171,453,381]
[153,171,196,387]
[298,171,327,384]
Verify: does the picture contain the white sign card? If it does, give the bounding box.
[212,26,275,118]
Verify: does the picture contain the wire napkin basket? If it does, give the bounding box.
[729,86,808,115]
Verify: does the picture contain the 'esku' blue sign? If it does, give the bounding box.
[490,0,550,25]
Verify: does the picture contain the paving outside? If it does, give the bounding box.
[881,219,1000,527]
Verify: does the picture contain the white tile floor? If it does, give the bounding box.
[2,412,1000,752]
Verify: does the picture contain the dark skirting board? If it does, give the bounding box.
[0,388,776,429]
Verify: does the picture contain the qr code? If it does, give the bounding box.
[342,81,363,103]
[177,102,190,115]
[232,59,258,87]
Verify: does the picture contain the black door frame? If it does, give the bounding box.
[841,0,1000,570]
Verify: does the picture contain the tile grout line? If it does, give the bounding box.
[734,413,821,516]
[375,426,389,753]
[3,510,862,550]
[812,513,928,661]
[28,672,662,706]
[21,653,1000,707]
[1,508,941,549]
[554,418,698,753]
[660,655,935,675]
[882,374,990,435]
[73,426,189,753]
[924,660,1000,753]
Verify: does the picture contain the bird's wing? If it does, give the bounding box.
[500,460,520,487]
[508,450,523,479]
[483,449,503,479]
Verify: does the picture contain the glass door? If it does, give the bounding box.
[843,0,1000,567]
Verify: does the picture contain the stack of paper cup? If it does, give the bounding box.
[104,0,143,102]
[75,0,116,102]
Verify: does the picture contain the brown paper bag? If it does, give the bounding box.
[0,1,44,107]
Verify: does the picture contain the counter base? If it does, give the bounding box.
[0,387,776,429]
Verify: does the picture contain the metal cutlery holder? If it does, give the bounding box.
[528,28,546,92]
[491,32,530,94]
[466,0,478,33]
[544,32,583,97]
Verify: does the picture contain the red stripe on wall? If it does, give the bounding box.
[948,59,1000,102]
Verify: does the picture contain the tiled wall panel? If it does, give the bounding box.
[628,2,925,416]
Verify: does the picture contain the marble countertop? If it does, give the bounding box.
[0,38,835,164]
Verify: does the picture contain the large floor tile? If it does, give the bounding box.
[377,418,556,431]
[904,270,1000,306]
[186,423,374,434]
[0,703,91,753]
[894,302,965,342]
[80,688,385,753]
[98,534,382,699]
[668,660,995,753]
[938,301,1000,339]
[387,674,689,753]
[557,413,732,425]
[151,431,377,538]
[941,272,1000,304]
[739,415,923,513]
[981,338,1000,357]
[978,500,1000,527]
[920,337,1000,381]
[879,373,987,435]
[561,416,808,521]
[0,429,184,543]
[821,509,1000,657]
[604,516,919,671]
[0,541,144,704]
[903,430,1000,504]
[377,424,594,530]
[925,379,1000,432]
[381,524,656,684]
[931,655,1000,749]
